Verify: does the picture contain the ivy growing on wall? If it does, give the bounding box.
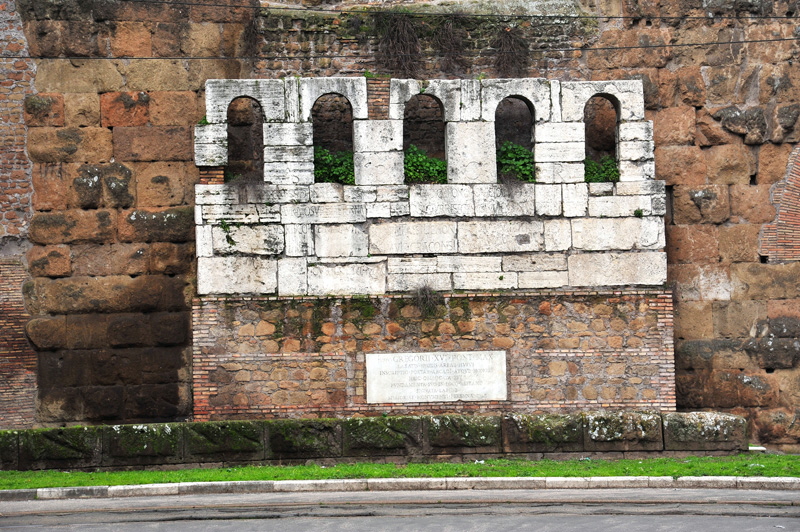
[584,155,620,183]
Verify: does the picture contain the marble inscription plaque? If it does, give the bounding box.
[366,351,507,403]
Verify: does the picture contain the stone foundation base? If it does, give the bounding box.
[0,412,745,471]
[192,289,675,420]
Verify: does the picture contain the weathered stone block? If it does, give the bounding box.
[282,203,366,224]
[25,317,66,351]
[654,146,706,186]
[343,417,423,457]
[420,79,462,121]
[314,224,368,257]
[535,162,584,183]
[473,184,535,217]
[100,91,150,127]
[184,421,267,462]
[263,122,313,146]
[284,224,314,256]
[28,127,113,163]
[535,142,584,163]
[713,300,767,338]
[113,126,192,161]
[446,122,496,184]
[618,121,653,141]
[731,262,800,300]
[535,184,562,216]
[481,78,552,122]
[568,252,667,286]
[101,424,183,466]
[653,106,695,145]
[27,245,71,277]
[307,261,386,295]
[672,185,731,225]
[387,272,452,292]
[27,275,187,315]
[438,255,502,273]
[426,415,501,452]
[719,224,760,263]
[353,119,403,152]
[544,219,571,251]
[536,122,585,144]
[197,256,277,294]
[343,186,377,203]
[503,414,584,453]
[299,77,368,120]
[268,419,343,458]
[0,431,18,471]
[369,221,457,255]
[705,143,756,185]
[453,272,518,290]
[618,140,655,162]
[502,253,567,272]
[458,220,543,253]
[588,195,652,217]
[729,184,774,224]
[205,79,286,123]
[310,183,344,203]
[263,146,313,163]
[583,411,663,452]
[619,160,656,182]
[388,78,421,120]
[18,427,102,470]
[29,210,116,245]
[410,185,474,217]
[669,263,732,301]
[211,224,284,255]
[134,161,193,207]
[562,183,588,217]
[246,183,310,204]
[64,93,100,127]
[518,271,569,288]
[353,151,404,185]
[24,93,65,127]
[118,207,194,243]
[387,257,438,274]
[195,184,240,205]
[666,225,720,264]
[263,161,314,185]
[572,217,664,251]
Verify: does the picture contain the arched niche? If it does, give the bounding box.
[311,93,354,184]
[495,95,534,150]
[584,93,620,162]
[226,96,264,182]
[403,93,446,159]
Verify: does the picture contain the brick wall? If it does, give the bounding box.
[0,260,36,429]
[193,290,675,420]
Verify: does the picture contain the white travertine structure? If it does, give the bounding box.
[194,77,665,296]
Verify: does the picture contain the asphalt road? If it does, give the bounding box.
[2,488,799,531]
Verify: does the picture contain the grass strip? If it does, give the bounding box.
[0,454,798,490]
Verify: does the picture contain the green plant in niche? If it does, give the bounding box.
[224,169,242,183]
[197,115,210,126]
[584,156,620,183]
[404,145,447,184]
[314,147,355,185]
[496,141,535,182]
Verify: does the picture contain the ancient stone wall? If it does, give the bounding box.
[193,291,675,420]
[4,0,800,448]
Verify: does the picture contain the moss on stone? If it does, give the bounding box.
[0,430,19,470]
[184,421,266,459]
[104,423,182,460]
[268,419,342,457]
[343,416,421,453]
[19,426,103,469]
[506,414,582,445]
[427,415,501,448]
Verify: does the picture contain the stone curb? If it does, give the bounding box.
[1,476,799,501]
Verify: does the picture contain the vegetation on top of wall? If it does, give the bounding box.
[375,11,421,78]
[496,141,535,182]
[491,26,529,78]
[584,155,619,183]
[314,147,356,185]
[404,145,447,184]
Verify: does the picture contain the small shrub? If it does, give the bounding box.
[634,208,644,218]
[404,145,447,184]
[584,155,620,183]
[314,147,355,185]
[497,141,535,182]
[197,115,210,125]
[413,285,443,318]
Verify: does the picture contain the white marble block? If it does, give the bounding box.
[568,251,667,286]
[458,220,544,253]
[446,122,497,184]
[410,184,474,217]
[369,221,457,255]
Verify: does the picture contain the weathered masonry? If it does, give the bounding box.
[192,77,674,420]
[194,78,664,295]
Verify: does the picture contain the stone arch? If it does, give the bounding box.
[403,93,446,160]
[495,95,535,150]
[226,96,264,182]
[761,144,800,261]
[584,93,620,162]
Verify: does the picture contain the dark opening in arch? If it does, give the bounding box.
[494,96,534,150]
[584,94,620,162]
[311,93,354,184]
[226,97,264,182]
[403,94,446,159]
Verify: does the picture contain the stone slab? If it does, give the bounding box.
[197,256,277,294]
[458,220,544,253]
[571,217,665,250]
[307,261,386,295]
[410,184,474,217]
[299,77,368,121]
[568,251,667,286]
[369,221,457,255]
[281,203,366,224]
[473,184,535,217]
[353,120,403,152]
[446,122,496,184]
[480,78,552,122]
[366,351,507,403]
[354,151,404,186]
